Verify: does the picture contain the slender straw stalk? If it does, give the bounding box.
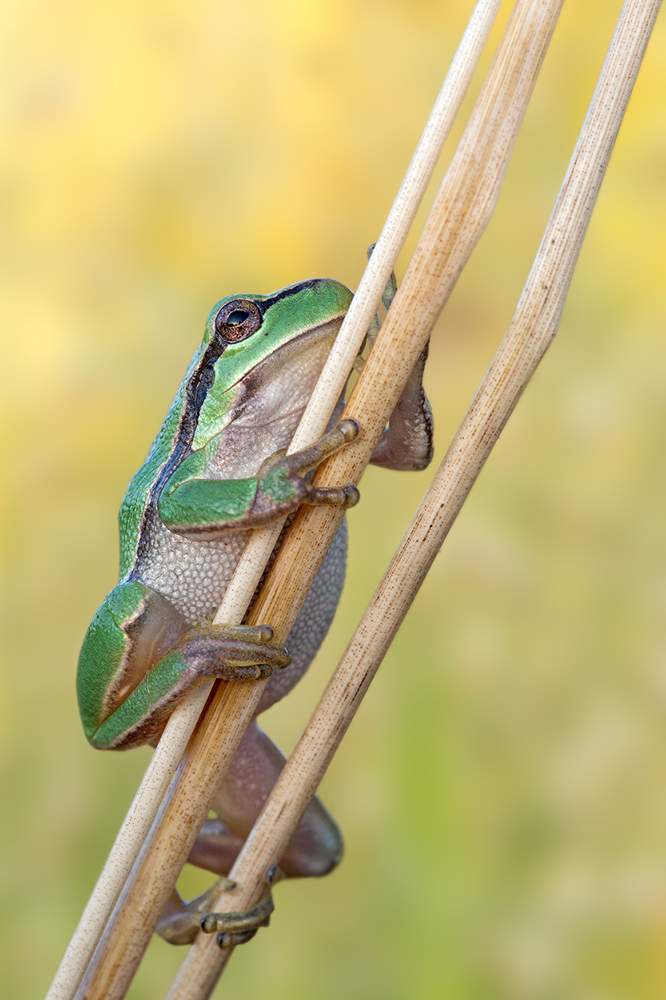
[73,2,562,998]
[166,1,662,994]
[46,5,502,1000]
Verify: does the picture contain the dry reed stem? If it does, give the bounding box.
[74,1,560,996]
[165,1,662,994]
[42,5,502,1000]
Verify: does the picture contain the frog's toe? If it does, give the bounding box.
[200,894,275,949]
[215,928,258,948]
[223,663,274,682]
[179,622,291,684]
[305,482,360,510]
[336,417,360,442]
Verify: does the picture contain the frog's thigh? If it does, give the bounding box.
[77,581,189,747]
[79,583,289,750]
[187,818,244,877]
[370,343,434,471]
[195,721,343,878]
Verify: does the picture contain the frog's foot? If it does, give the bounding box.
[177,622,291,683]
[157,871,282,949]
[256,418,360,512]
[200,891,275,949]
[156,879,238,946]
[202,867,284,949]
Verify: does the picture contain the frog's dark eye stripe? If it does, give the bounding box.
[199,365,215,390]
[214,299,262,343]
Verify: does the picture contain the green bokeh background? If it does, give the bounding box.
[2,2,666,997]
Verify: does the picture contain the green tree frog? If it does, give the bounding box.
[77,275,433,945]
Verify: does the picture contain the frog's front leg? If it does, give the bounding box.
[158,419,360,540]
[77,582,290,750]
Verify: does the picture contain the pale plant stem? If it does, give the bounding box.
[45,4,502,1000]
[166,1,662,994]
[73,0,559,996]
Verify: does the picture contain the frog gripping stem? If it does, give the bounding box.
[255,418,361,515]
[200,894,275,949]
[158,418,361,539]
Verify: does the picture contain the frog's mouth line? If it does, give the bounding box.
[227,311,348,391]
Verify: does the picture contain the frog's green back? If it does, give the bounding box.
[118,350,204,578]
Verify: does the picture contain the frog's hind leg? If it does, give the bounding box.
[157,721,343,946]
[77,581,291,750]
[362,249,434,472]
[370,341,434,471]
[185,818,244,877]
[192,721,343,879]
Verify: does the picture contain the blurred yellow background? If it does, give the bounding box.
[2,1,666,997]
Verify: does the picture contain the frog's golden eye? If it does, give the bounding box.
[215,299,262,343]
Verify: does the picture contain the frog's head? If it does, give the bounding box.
[202,277,352,351]
[193,278,353,448]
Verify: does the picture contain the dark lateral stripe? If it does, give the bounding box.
[132,335,228,566]
[255,278,326,316]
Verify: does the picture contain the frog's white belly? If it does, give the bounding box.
[136,515,348,714]
[137,519,250,624]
